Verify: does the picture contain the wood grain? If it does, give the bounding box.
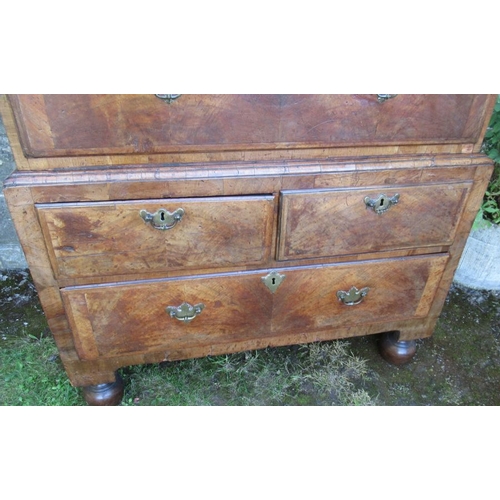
[272,254,448,333]
[4,155,491,204]
[1,93,496,394]
[62,271,274,360]
[61,254,447,361]
[6,94,497,165]
[37,195,276,280]
[278,182,471,260]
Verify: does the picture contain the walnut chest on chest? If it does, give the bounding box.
[1,94,496,405]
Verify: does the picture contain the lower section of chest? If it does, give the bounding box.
[62,254,448,361]
[4,154,493,404]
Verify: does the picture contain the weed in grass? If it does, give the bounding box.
[300,341,377,406]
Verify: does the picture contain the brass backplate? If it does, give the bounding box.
[337,286,370,306]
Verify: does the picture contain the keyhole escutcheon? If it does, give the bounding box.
[262,271,286,293]
[139,207,185,230]
[364,193,400,215]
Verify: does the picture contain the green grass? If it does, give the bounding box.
[0,333,83,406]
[0,332,376,406]
[121,340,376,406]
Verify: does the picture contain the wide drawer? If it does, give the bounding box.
[278,182,471,261]
[37,195,275,281]
[61,254,448,361]
[9,94,493,157]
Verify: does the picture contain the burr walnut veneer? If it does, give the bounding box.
[1,94,496,405]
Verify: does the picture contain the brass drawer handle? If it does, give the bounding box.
[140,208,185,230]
[166,302,205,323]
[155,94,182,103]
[364,193,400,214]
[337,286,369,306]
[377,94,398,102]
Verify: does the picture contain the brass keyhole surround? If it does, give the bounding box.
[262,271,286,293]
[140,207,185,230]
[364,193,400,214]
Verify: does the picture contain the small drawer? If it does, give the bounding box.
[9,94,493,158]
[278,182,471,261]
[37,195,275,281]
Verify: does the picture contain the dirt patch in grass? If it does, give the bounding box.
[347,284,500,406]
[0,270,50,345]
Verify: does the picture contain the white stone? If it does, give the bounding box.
[454,225,500,290]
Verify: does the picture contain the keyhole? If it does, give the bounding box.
[379,197,385,208]
[160,211,165,221]
[272,277,276,285]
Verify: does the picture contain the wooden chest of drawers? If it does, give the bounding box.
[1,94,496,405]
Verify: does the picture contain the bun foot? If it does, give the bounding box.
[82,373,124,406]
[379,331,417,365]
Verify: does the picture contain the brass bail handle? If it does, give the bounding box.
[166,302,205,323]
[337,286,370,306]
[377,94,398,103]
[155,94,182,103]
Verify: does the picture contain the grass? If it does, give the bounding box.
[119,340,376,406]
[0,333,83,406]
[0,331,376,406]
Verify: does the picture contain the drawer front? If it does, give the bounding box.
[271,254,449,333]
[62,272,274,360]
[10,94,492,157]
[37,195,275,280]
[278,182,471,261]
[62,254,447,361]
